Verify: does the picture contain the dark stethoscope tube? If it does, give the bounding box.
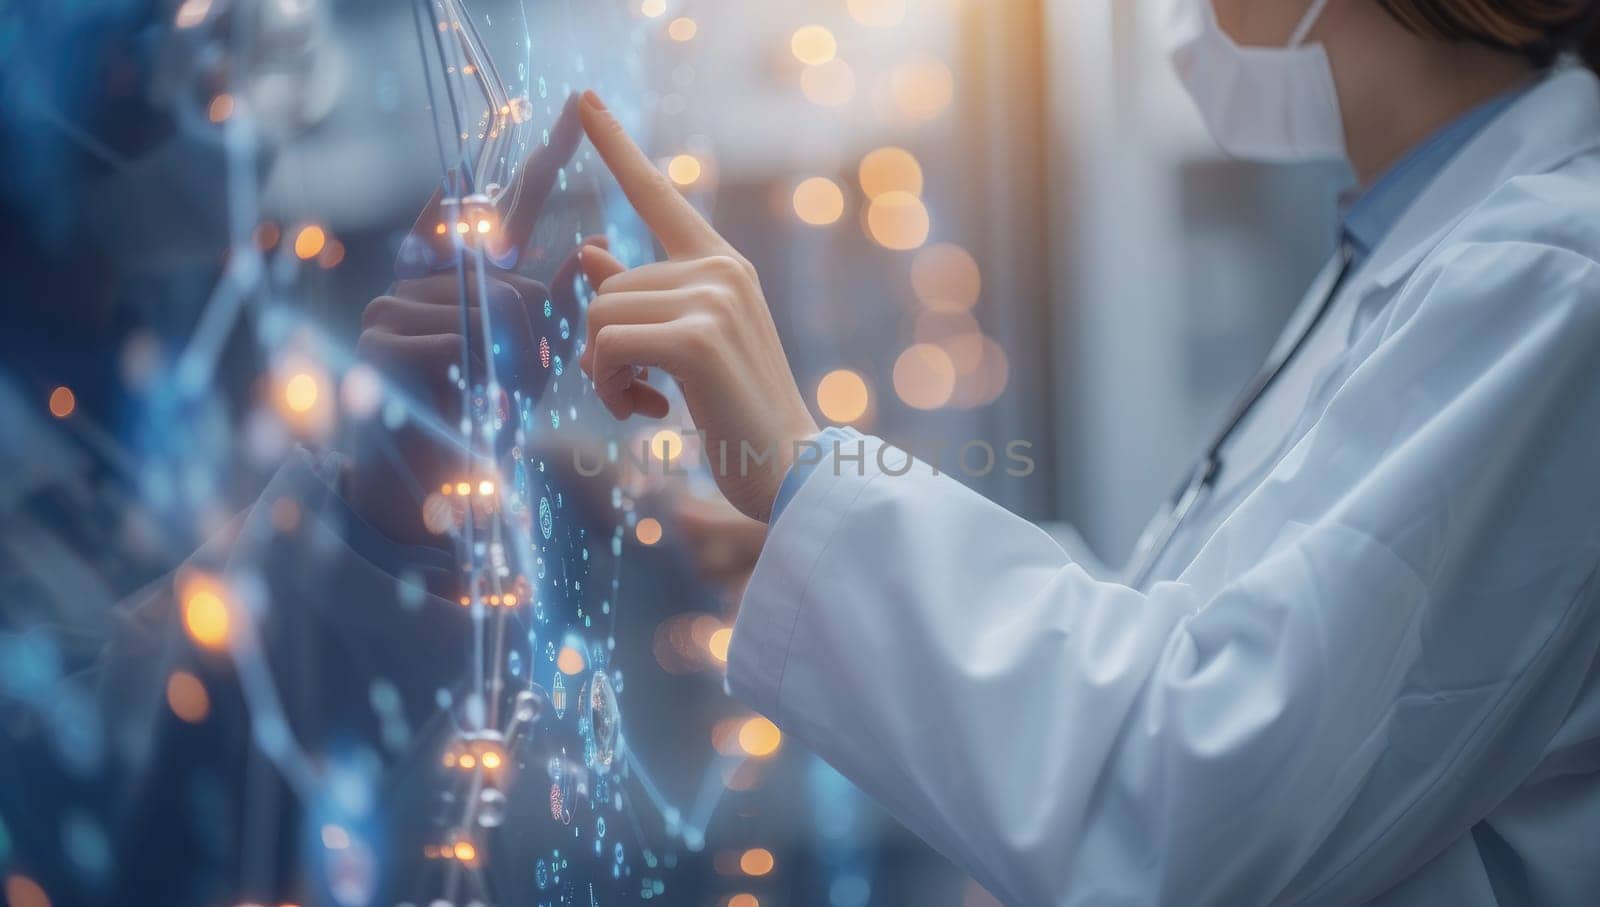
[1124,245,1355,590]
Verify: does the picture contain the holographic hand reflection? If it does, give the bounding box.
[347,96,596,547]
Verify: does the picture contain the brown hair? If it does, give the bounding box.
[1378,0,1600,69]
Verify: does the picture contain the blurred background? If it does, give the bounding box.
[0,0,1349,905]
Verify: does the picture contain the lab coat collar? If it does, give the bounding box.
[1363,63,1600,290]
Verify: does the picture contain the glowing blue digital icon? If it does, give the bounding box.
[552,672,567,718]
[588,670,619,767]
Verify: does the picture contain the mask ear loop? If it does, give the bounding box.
[1288,0,1334,46]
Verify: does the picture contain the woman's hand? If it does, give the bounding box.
[346,97,594,546]
[575,90,818,522]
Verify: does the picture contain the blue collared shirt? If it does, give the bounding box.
[1341,87,1525,266]
[770,425,856,526]
[770,87,1527,527]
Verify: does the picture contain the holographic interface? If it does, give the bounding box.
[0,0,776,904]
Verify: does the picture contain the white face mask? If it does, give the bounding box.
[1165,0,1347,162]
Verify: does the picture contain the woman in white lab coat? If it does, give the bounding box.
[571,0,1600,901]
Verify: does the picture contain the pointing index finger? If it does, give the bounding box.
[578,90,725,259]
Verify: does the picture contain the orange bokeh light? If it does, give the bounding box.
[166,670,211,723]
[740,848,775,876]
[738,716,782,758]
[557,645,586,675]
[708,627,732,663]
[48,386,75,419]
[816,369,870,424]
[636,517,664,546]
[293,225,327,261]
[182,582,231,651]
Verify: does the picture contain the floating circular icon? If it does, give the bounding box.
[588,670,620,768]
[514,687,544,724]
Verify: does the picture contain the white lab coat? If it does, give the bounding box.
[729,66,1600,905]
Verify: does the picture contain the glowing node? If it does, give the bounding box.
[708,627,732,663]
[738,716,782,758]
[858,147,923,199]
[182,586,231,650]
[476,218,493,234]
[166,670,210,723]
[459,753,477,770]
[635,518,663,546]
[293,225,326,261]
[740,848,775,877]
[478,480,495,497]
[480,750,502,770]
[284,373,319,413]
[455,220,470,235]
[455,481,472,496]
[866,191,930,251]
[434,223,447,236]
[816,369,870,423]
[667,154,702,187]
[452,840,477,862]
[790,25,837,66]
[47,386,75,419]
[792,178,845,226]
[668,17,697,41]
[893,343,956,410]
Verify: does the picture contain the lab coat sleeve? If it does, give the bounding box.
[728,241,1600,905]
